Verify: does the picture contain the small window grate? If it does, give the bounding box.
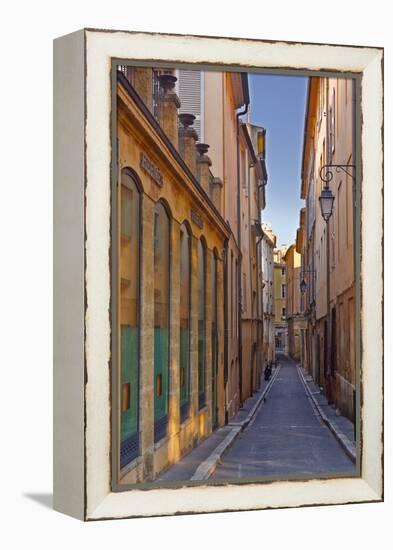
[198,392,206,410]
[154,414,168,443]
[180,401,190,423]
[120,432,140,469]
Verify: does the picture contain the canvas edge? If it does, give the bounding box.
[53,29,86,521]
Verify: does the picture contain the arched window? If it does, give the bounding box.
[154,202,170,442]
[119,169,140,469]
[197,239,206,409]
[179,223,191,422]
[211,249,218,428]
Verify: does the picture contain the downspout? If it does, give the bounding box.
[223,237,229,424]
[236,96,249,407]
[256,228,263,387]
[325,77,332,400]
[248,163,253,395]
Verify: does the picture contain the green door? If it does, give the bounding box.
[153,203,170,442]
[211,251,218,428]
[119,171,140,470]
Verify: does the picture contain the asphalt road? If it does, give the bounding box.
[211,353,356,481]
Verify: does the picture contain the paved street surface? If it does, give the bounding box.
[157,372,272,482]
[211,353,356,480]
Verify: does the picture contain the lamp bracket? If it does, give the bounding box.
[319,164,355,185]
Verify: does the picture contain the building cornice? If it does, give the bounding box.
[117,71,231,239]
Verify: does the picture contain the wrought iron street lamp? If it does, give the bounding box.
[319,186,335,222]
[318,163,355,222]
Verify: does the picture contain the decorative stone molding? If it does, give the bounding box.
[179,113,198,176]
[133,68,153,112]
[158,74,181,149]
[211,177,223,213]
[196,143,212,195]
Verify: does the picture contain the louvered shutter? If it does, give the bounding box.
[177,70,203,142]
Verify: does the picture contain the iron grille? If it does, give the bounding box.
[120,432,140,469]
[180,401,190,423]
[198,391,206,410]
[154,414,168,443]
[118,65,133,85]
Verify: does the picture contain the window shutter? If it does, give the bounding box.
[177,70,203,142]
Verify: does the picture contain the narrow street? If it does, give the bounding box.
[211,353,355,480]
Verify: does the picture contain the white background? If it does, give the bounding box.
[0,1,391,548]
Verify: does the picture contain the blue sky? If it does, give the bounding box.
[248,73,308,248]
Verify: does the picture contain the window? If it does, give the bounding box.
[330,87,336,158]
[177,69,204,141]
[179,224,191,422]
[119,169,140,469]
[243,272,247,312]
[282,267,285,276]
[153,202,170,442]
[197,239,206,409]
[235,259,238,337]
[241,149,248,193]
[281,284,286,298]
[282,307,286,319]
[211,250,218,428]
[337,182,342,263]
[231,251,234,336]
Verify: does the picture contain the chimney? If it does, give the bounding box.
[211,177,223,213]
[196,143,212,195]
[158,73,181,149]
[133,68,153,112]
[179,113,198,176]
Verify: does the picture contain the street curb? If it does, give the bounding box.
[190,426,242,481]
[297,365,356,464]
[228,364,281,429]
[190,365,281,481]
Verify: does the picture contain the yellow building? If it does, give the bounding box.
[283,244,305,360]
[114,65,267,484]
[273,246,288,351]
[300,76,356,420]
[116,67,229,483]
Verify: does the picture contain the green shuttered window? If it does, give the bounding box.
[154,202,170,441]
[211,250,218,428]
[179,224,191,422]
[198,239,206,409]
[119,169,140,469]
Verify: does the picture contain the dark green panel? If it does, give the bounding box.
[120,325,138,440]
[154,327,169,419]
[212,324,218,428]
[180,328,190,405]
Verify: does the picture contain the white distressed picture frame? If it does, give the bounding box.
[53,29,383,521]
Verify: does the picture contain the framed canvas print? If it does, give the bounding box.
[53,28,383,520]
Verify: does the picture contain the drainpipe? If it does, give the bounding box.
[223,237,229,424]
[325,77,332,401]
[256,228,263,388]
[236,89,249,407]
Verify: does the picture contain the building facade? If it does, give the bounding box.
[300,76,356,420]
[261,223,276,366]
[273,246,288,352]
[115,66,268,483]
[283,244,305,361]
